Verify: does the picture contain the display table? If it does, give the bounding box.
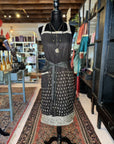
[0,69,27,121]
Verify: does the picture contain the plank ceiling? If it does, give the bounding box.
[0,0,85,23]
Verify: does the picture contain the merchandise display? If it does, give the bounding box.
[11,32,38,73]
[0,50,12,71]
[0,38,26,73]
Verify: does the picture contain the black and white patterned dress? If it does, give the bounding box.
[41,23,74,126]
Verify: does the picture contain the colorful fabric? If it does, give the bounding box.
[71,49,75,69]
[73,35,89,74]
[71,32,79,50]
[71,32,79,68]
[70,30,80,73]
[77,23,88,44]
[79,35,89,54]
[73,49,80,73]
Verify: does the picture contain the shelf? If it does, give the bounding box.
[26,63,36,64]
[105,72,114,78]
[95,40,102,43]
[88,43,95,47]
[102,103,114,118]
[80,5,105,24]
[92,92,98,99]
[96,5,105,13]
[80,72,92,89]
[24,47,36,49]
[38,58,46,60]
[11,42,35,44]
[88,12,97,21]
[109,39,114,42]
[11,31,38,74]
[17,52,36,54]
[94,67,100,71]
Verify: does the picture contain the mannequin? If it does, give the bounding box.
[39,10,75,36]
[39,0,75,143]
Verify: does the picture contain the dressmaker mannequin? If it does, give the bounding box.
[39,0,75,144]
[39,5,75,35]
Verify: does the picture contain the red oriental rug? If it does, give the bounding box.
[0,87,36,144]
[17,90,101,144]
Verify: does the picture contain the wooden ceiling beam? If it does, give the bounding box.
[0,15,51,19]
[2,18,51,23]
[0,13,76,19]
[2,18,77,23]
[0,9,78,14]
[0,10,78,16]
[26,9,78,14]
[0,0,85,4]
[0,0,82,23]
[2,15,77,23]
[0,4,80,10]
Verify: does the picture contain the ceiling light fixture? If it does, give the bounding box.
[63,14,66,18]
[9,15,11,18]
[16,13,20,18]
[4,15,7,18]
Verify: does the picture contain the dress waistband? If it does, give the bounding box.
[42,61,70,72]
[48,61,70,69]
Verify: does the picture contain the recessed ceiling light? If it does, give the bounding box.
[63,14,66,18]
[4,15,7,18]
[9,15,11,18]
[27,15,29,18]
[16,13,20,18]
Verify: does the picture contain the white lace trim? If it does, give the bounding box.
[41,22,71,35]
[41,111,74,126]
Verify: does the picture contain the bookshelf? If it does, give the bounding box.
[10,31,38,73]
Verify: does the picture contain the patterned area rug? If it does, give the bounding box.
[0,87,36,144]
[17,90,101,144]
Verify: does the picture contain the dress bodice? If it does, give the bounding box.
[41,23,72,64]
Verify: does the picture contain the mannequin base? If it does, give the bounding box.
[0,128,10,136]
[44,126,76,144]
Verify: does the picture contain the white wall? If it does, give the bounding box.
[1,23,46,41]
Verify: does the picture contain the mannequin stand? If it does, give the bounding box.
[0,128,10,136]
[44,126,76,144]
